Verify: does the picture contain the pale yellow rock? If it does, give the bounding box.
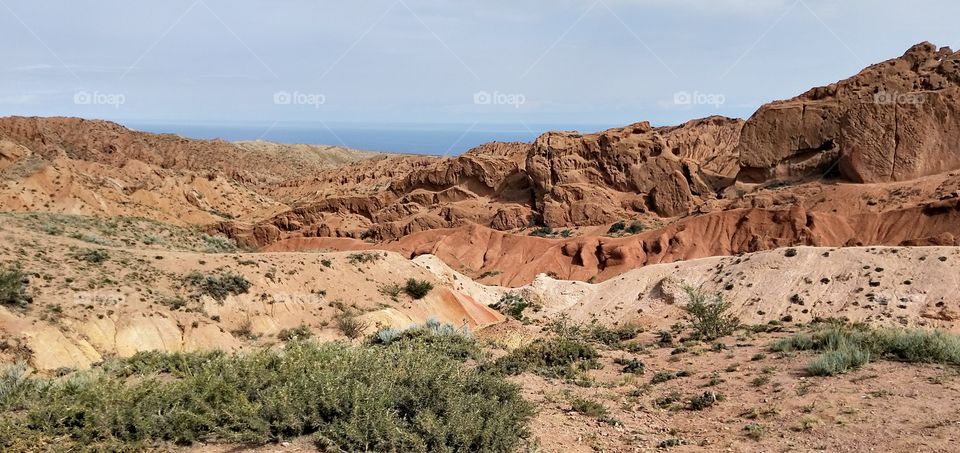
[26,327,102,370]
[114,315,184,357]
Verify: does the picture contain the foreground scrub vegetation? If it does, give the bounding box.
[0,338,533,452]
[772,322,960,376]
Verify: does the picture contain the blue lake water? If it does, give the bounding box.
[123,122,615,155]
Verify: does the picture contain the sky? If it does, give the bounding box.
[1,0,958,131]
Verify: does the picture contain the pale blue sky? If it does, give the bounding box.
[1,0,957,128]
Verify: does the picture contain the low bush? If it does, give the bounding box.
[368,319,480,361]
[100,350,226,378]
[201,234,238,253]
[545,317,642,348]
[487,336,600,379]
[607,221,627,234]
[347,252,382,265]
[688,391,723,410]
[528,226,553,238]
[569,397,607,417]
[71,248,110,263]
[651,370,691,384]
[586,322,643,347]
[608,220,646,236]
[614,357,645,374]
[0,266,31,309]
[379,283,403,298]
[335,312,369,340]
[277,325,313,342]
[807,344,870,376]
[772,326,960,376]
[491,293,532,320]
[682,286,739,340]
[0,342,534,452]
[184,271,251,301]
[404,278,434,300]
[744,423,766,441]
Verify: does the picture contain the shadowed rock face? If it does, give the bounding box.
[526,116,744,224]
[216,116,746,246]
[737,42,960,184]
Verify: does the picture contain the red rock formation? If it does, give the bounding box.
[263,197,960,287]
[738,42,960,184]
[526,117,744,224]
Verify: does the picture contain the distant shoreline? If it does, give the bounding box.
[122,121,615,156]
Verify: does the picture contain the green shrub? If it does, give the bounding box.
[0,343,534,452]
[625,221,646,234]
[654,391,683,408]
[744,423,766,440]
[347,252,382,265]
[368,319,480,361]
[277,325,313,342]
[0,266,31,309]
[771,333,817,352]
[657,330,674,345]
[608,220,645,236]
[607,221,627,234]
[688,391,723,410]
[488,336,600,379]
[569,397,607,417]
[772,326,960,376]
[528,226,553,238]
[614,357,645,374]
[100,350,226,378]
[544,317,642,348]
[491,293,532,320]
[658,438,686,448]
[404,279,434,300]
[159,296,188,310]
[807,344,870,376]
[335,313,369,340]
[71,248,110,263]
[201,234,238,253]
[682,286,739,340]
[869,328,960,364]
[651,370,690,384]
[184,271,251,301]
[379,283,403,298]
[586,322,643,347]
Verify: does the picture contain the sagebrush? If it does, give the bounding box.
[772,325,960,376]
[0,342,534,452]
[0,266,31,309]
